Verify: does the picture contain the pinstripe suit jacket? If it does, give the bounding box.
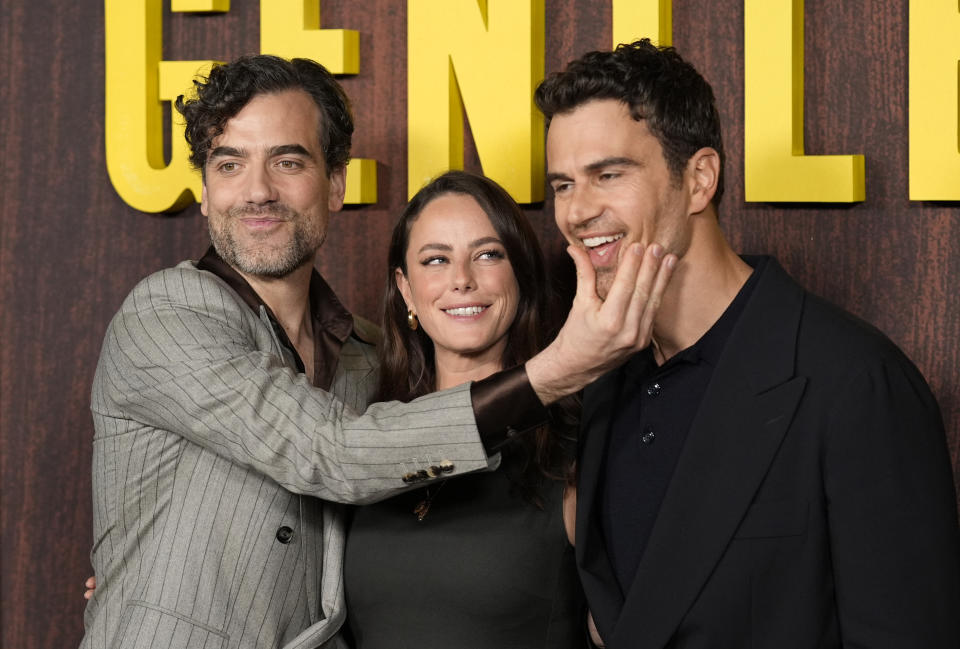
[81,259,494,649]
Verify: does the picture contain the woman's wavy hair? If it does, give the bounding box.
[175,54,353,178]
[377,170,576,499]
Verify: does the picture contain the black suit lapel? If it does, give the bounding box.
[576,368,626,636]
[609,258,808,648]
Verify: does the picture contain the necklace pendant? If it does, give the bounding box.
[413,498,431,522]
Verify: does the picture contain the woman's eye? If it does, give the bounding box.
[476,249,505,261]
[423,256,447,266]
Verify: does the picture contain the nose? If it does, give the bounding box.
[565,183,602,228]
[451,258,475,292]
[243,163,279,205]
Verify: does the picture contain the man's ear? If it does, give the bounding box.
[395,267,414,311]
[327,164,347,212]
[200,184,208,216]
[686,147,720,214]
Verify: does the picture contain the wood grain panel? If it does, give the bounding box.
[1,2,957,648]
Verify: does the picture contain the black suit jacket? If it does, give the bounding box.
[577,257,960,649]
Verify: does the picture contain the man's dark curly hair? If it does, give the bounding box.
[535,39,725,206]
[175,55,353,178]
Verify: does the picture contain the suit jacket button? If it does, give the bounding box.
[641,428,656,445]
[276,526,294,544]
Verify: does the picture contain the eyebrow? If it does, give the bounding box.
[545,156,641,183]
[415,236,504,255]
[584,156,640,172]
[269,144,313,159]
[207,144,314,160]
[545,170,573,184]
[208,145,244,160]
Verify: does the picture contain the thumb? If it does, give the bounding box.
[567,245,599,305]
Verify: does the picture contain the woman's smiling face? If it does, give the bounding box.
[396,192,520,370]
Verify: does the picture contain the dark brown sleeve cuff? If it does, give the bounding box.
[470,364,549,453]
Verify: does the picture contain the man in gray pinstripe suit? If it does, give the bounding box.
[81,55,673,649]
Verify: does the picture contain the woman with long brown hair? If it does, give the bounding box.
[343,170,583,648]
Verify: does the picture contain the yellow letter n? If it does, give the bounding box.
[744,0,865,202]
[408,0,545,202]
[909,0,960,200]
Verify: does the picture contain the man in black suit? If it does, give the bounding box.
[535,40,960,648]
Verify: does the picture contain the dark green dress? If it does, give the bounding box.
[344,459,584,649]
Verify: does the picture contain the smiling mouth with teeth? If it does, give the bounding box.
[444,305,487,316]
[582,233,624,257]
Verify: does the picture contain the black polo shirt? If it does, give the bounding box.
[599,258,763,594]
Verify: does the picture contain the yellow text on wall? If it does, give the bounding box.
[744,0,865,202]
[105,0,375,213]
[909,0,960,201]
[612,0,672,47]
[407,0,545,202]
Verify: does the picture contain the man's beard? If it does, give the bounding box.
[209,204,323,279]
[595,266,615,301]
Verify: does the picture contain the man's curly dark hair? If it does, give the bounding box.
[535,39,725,206]
[175,55,353,178]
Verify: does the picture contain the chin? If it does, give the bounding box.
[440,340,499,360]
[595,275,615,301]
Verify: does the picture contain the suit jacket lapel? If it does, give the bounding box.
[577,368,627,635]
[609,258,808,648]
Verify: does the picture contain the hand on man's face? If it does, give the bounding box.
[524,241,675,404]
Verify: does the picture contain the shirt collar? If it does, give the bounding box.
[683,256,764,366]
[195,246,356,389]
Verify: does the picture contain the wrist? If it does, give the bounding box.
[526,342,586,405]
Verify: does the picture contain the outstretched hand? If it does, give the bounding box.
[526,242,675,404]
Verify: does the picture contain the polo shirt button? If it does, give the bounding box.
[276,526,294,544]
[646,382,662,397]
[641,428,656,445]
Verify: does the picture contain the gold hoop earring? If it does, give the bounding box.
[407,310,419,331]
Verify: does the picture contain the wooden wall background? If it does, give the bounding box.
[1,1,957,647]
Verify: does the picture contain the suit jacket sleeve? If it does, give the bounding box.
[91,265,493,504]
[824,350,960,647]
